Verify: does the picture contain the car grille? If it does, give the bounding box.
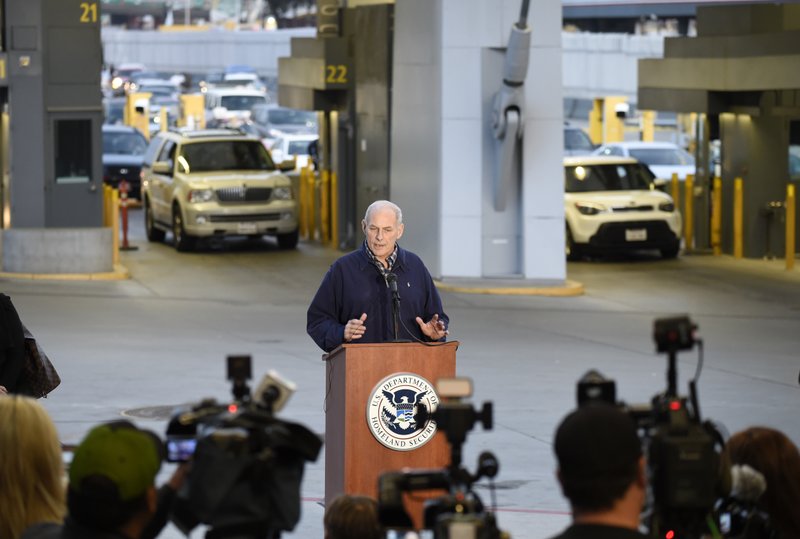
[611,205,654,212]
[215,187,272,202]
[590,220,678,249]
[105,165,141,182]
[208,213,281,223]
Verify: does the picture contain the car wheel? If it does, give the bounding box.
[144,197,166,242]
[661,244,680,259]
[172,206,195,252]
[566,227,583,261]
[276,229,299,249]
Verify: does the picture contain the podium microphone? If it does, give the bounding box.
[386,272,400,299]
[386,273,407,343]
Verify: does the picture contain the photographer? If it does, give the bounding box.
[23,420,188,539]
[550,403,648,539]
[723,427,800,539]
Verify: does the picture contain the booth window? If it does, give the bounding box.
[55,119,91,184]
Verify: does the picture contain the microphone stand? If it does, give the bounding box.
[389,276,401,341]
[387,273,409,343]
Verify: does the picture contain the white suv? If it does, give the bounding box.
[564,156,682,260]
[141,129,298,251]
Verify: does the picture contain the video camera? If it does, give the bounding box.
[165,355,322,539]
[577,316,728,538]
[378,377,508,539]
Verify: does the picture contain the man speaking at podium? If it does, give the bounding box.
[307,200,448,353]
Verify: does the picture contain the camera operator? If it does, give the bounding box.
[324,494,382,539]
[723,426,800,539]
[23,420,188,539]
[550,403,648,539]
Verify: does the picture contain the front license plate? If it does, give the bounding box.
[237,222,257,234]
[625,228,647,241]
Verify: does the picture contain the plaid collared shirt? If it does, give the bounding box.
[363,240,398,283]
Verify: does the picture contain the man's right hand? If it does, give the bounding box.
[344,313,367,342]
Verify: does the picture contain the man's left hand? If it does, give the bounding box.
[415,313,448,340]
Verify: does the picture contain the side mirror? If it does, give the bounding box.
[278,159,297,172]
[152,160,173,175]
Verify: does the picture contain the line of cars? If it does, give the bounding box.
[100,63,322,251]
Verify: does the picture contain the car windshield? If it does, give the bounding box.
[139,86,176,97]
[220,95,267,111]
[629,148,695,166]
[287,140,314,155]
[269,108,316,126]
[565,163,654,192]
[564,128,594,153]
[178,140,275,173]
[103,131,148,155]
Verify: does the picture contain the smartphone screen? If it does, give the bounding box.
[166,437,197,463]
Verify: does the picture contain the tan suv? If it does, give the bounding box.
[140,128,298,251]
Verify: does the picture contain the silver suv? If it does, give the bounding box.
[141,129,298,251]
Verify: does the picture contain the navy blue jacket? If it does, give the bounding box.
[307,245,448,352]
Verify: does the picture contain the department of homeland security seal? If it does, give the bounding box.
[366,373,439,451]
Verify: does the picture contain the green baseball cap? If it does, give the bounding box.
[69,421,164,501]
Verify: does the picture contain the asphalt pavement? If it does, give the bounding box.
[2,207,799,539]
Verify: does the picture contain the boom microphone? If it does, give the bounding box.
[730,464,767,501]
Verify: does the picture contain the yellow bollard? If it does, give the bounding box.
[734,178,743,259]
[298,167,307,239]
[640,110,655,142]
[588,98,603,145]
[159,107,168,132]
[670,173,680,209]
[320,170,330,243]
[306,169,316,241]
[711,177,722,256]
[683,174,694,252]
[787,183,796,270]
[330,172,339,249]
[111,188,120,267]
[602,96,627,143]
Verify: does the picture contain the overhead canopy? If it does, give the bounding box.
[638,3,800,116]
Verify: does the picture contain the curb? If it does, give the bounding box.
[0,263,130,281]
[434,278,584,296]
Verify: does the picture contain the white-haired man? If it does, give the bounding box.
[307,200,448,352]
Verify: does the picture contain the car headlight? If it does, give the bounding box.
[659,202,675,212]
[574,202,607,215]
[187,189,213,203]
[272,186,293,200]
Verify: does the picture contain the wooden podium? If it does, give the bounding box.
[323,341,458,512]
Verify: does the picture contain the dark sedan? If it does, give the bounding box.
[102,124,148,199]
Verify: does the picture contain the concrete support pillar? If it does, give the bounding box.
[720,113,790,258]
[391,0,564,281]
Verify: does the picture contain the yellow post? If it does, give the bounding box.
[640,110,656,142]
[670,173,680,208]
[124,92,152,140]
[306,168,316,241]
[298,167,307,239]
[603,96,627,143]
[711,177,722,256]
[179,94,205,129]
[112,189,120,266]
[320,170,330,243]
[330,172,339,249]
[588,98,603,145]
[734,178,743,259]
[103,185,111,227]
[787,183,796,270]
[683,174,694,251]
[159,107,168,132]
